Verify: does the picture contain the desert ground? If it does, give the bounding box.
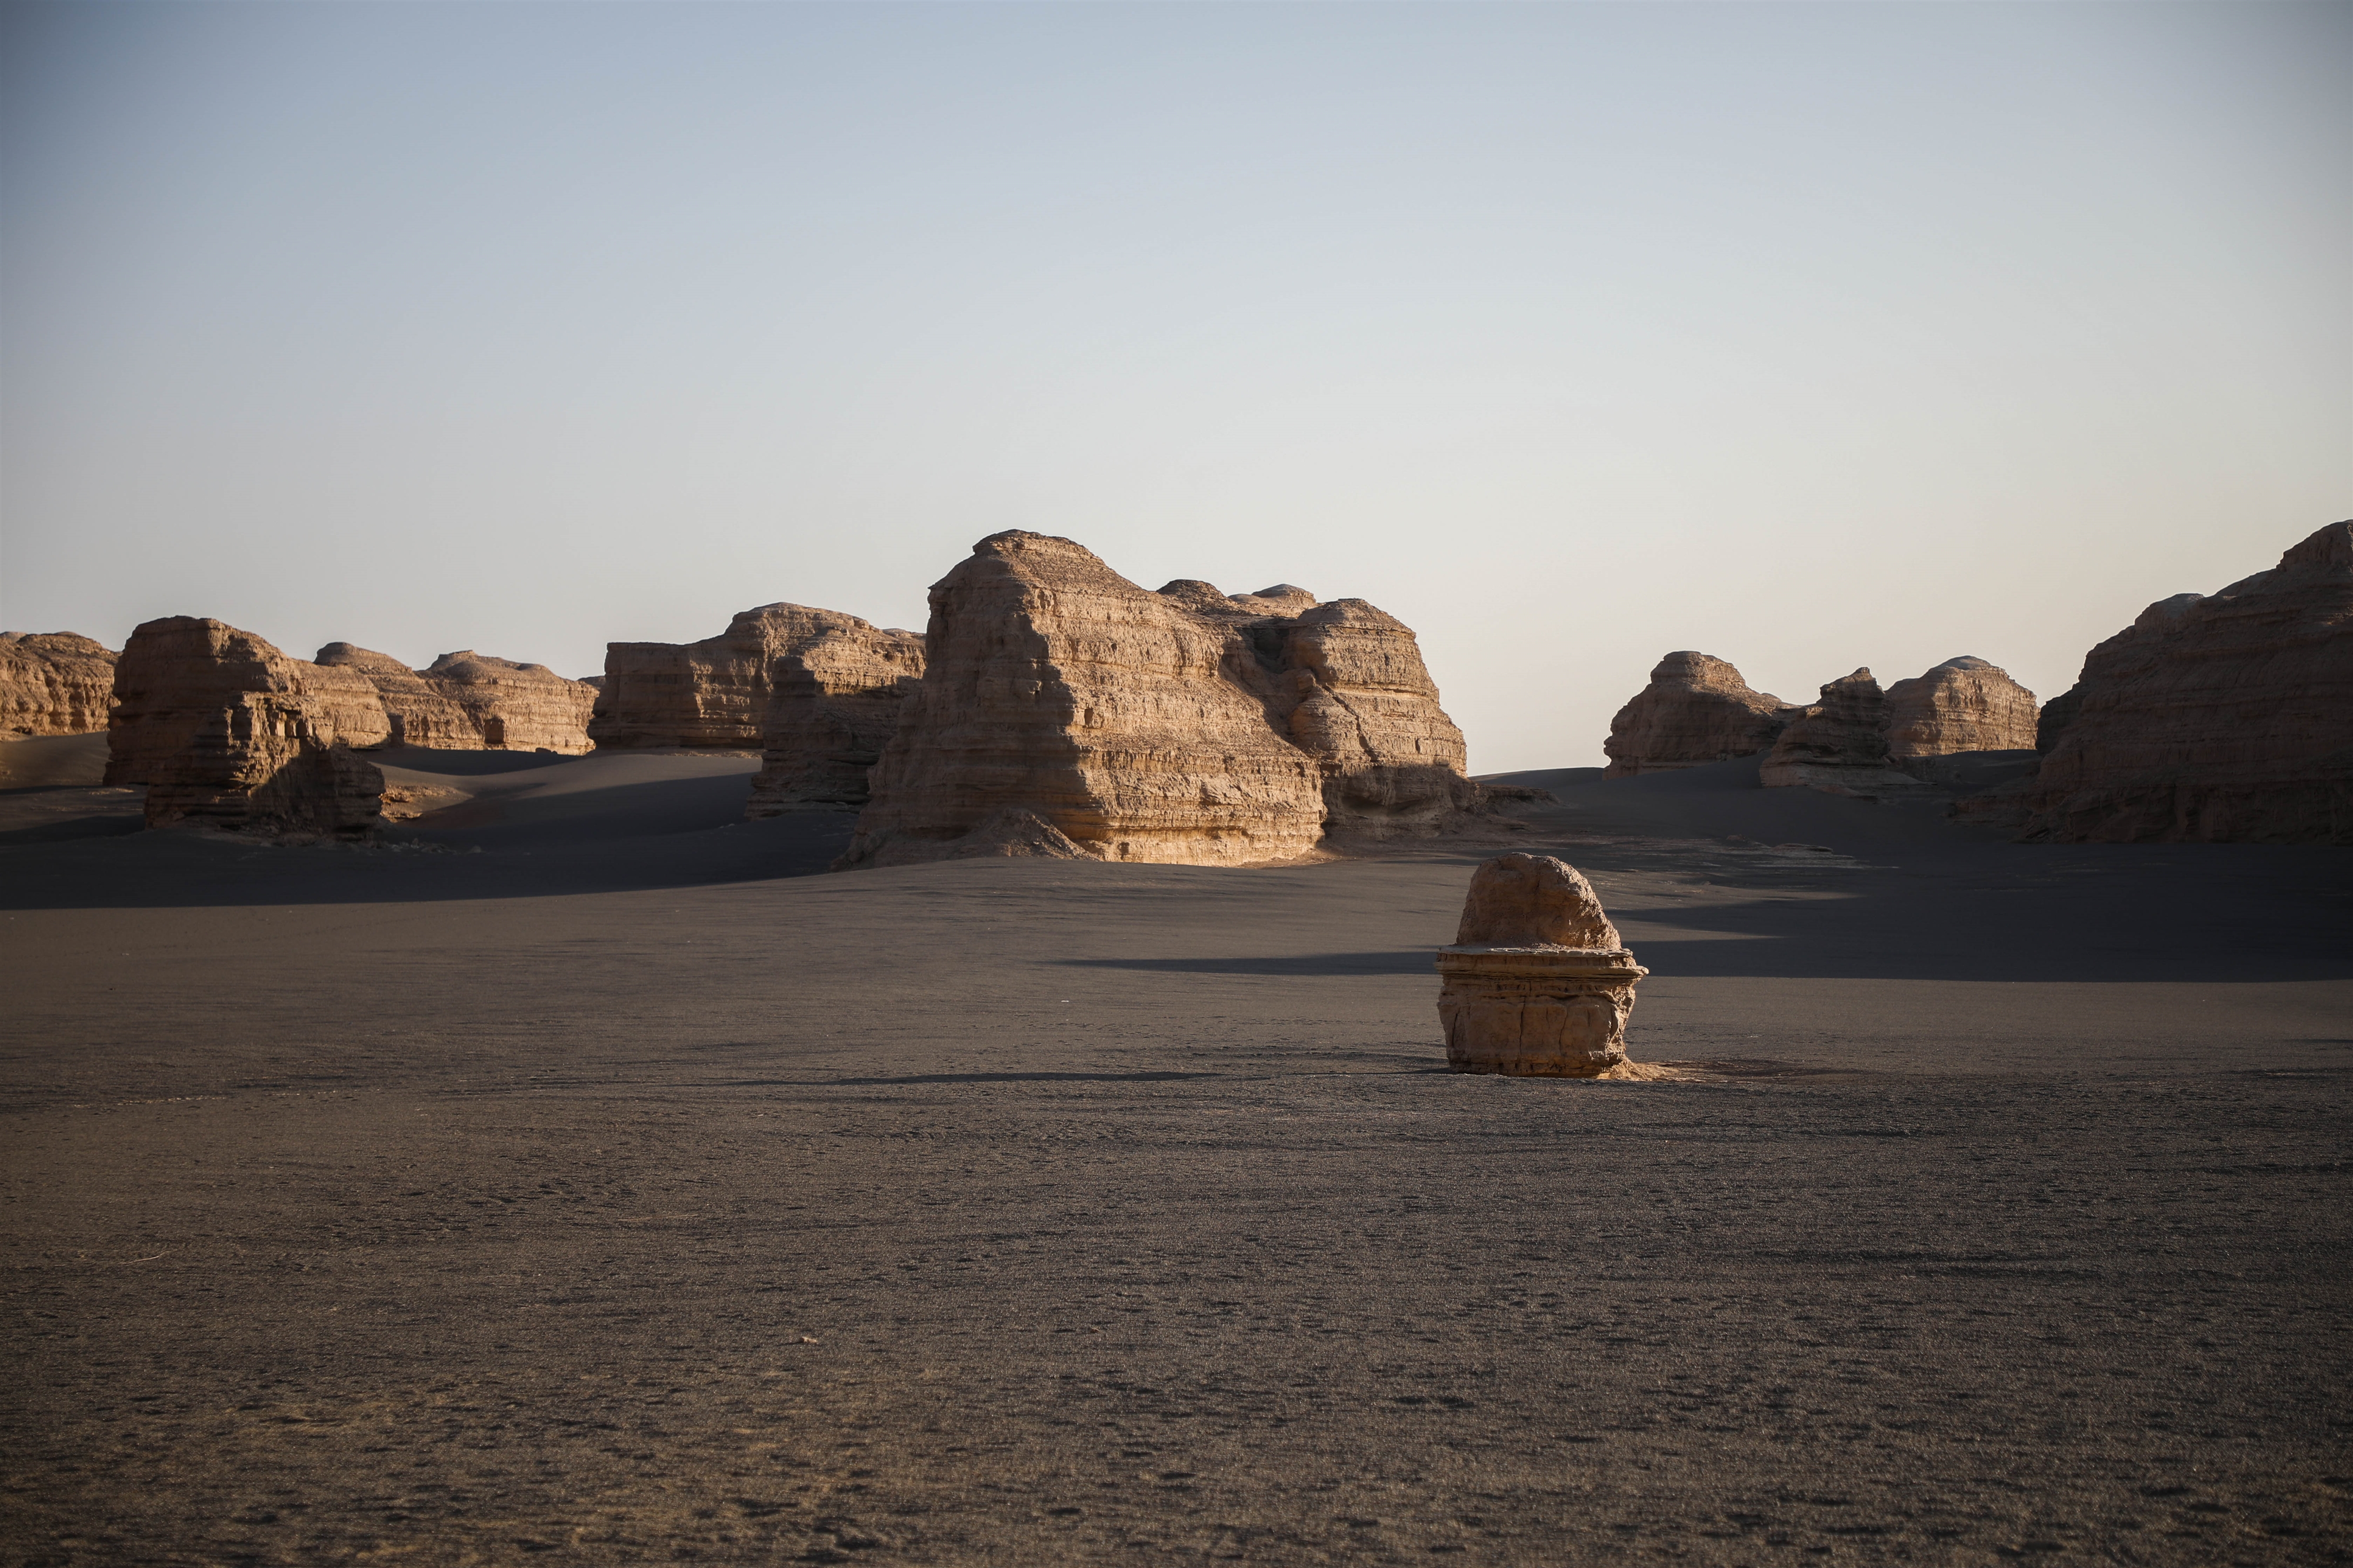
[4,736,2349,1565]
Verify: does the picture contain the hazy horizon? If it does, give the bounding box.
[4,2,2345,769]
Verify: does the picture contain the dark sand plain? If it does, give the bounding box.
[3,735,2349,1566]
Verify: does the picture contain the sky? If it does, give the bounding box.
[2,2,2345,772]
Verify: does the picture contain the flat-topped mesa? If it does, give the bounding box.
[1759,668,1938,800]
[744,619,928,815]
[840,533,1329,866]
[1,632,117,738]
[108,616,391,835]
[1436,853,1647,1077]
[1885,656,2038,759]
[592,603,892,750]
[1602,652,1794,778]
[2008,520,2353,843]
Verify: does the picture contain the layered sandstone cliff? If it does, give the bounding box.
[1885,656,2038,759]
[744,618,928,814]
[839,533,1477,867]
[2011,521,2352,843]
[311,645,596,753]
[1602,653,1794,777]
[1,632,117,738]
[594,604,894,750]
[1759,668,1937,799]
[108,617,391,834]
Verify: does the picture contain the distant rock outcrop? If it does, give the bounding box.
[108,617,391,835]
[311,645,596,753]
[1602,652,1794,777]
[1,632,117,739]
[1435,853,1648,1077]
[1885,657,2038,759]
[1759,668,1936,799]
[594,604,907,751]
[839,532,1478,867]
[2007,521,2353,843]
[745,618,928,815]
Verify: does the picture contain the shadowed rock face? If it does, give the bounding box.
[592,603,915,752]
[108,618,390,835]
[1602,653,1794,778]
[1885,657,2038,759]
[314,645,595,753]
[2015,520,2353,843]
[1438,853,1645,1077]
[744,620,928,815]
[1759,669,1938,800]
[1,632,116,738]
[839,533,1475,867]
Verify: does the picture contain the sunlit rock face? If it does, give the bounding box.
[592,603,911,752]
[2014,520,2353,843]
[1602,651,1795,778]
[838,532,1476,868]
[315,643,596,753]
[108,616,392,836]
[1,632,117,738]
[1884,656,2038,759]
[1435,853,1647,1077]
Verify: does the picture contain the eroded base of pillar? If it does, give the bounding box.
[1435,946,1648,1077]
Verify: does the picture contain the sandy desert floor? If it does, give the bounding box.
[3,737,2349,1566]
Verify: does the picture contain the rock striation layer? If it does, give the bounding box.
[418,650,595,753]
[839,532,1477,866]
[593,605,915,752]
[1,632,118,739]
[2008,521,2353,843]
[1760,668,1938,799]
[1602,653,1794,777]
[1435,853,1647,1077]
[1885,656,2038,759]
[745,619,928,815]
[108,617,391,835]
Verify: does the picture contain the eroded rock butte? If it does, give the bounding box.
[1,632,117,739]
[1602,652,1794,777]
[316,643,595,753]
[593,603,922,756]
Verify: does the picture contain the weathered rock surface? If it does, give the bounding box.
[1602,653,1794,778]
[1435,853,1647,1077]
[2007,521,2353,843]
[839,534,1479,866]
[309,645,595,753]
[594,604,906,751]
[842,535,1328,866]
[745,619,928,815]
[1761,668,1938,799]
[107,617,390,834]
[1,632,118,739]
[1885,656,2038,759]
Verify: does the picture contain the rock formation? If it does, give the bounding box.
[107,617,391,835]
[745,619,928,814]
[838,532,1477,867]
[1885,656,2038,758]
[1435,853,1648,1077]
[284,645,599,753]
[1759,668,1937,799]
[1,632,118,739]
[2007,521,2353,843]
[593,604,915,751]
[1602,652,1795,777]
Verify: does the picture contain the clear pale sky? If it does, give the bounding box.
[3,2,2345,771]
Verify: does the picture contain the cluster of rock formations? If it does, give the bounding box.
[104,618,595,835]
[1997,519,2352,843]
[837,531,1477,867]
[589,604,923,757]
[0,632,118,739]
[1606,652,2040,799]
[1435,853,1648,1077]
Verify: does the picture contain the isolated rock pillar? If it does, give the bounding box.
[1435,853,1648,1076]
